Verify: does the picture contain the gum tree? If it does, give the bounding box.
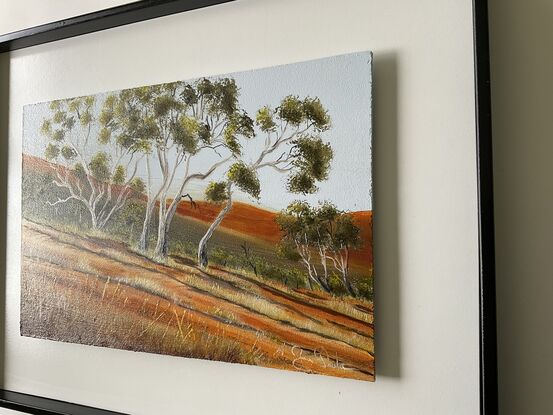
[101,78,253,257]
[276,201,362,295]
[41,96,145,230]
[276,201,331,291]
[197,95,333,268]
[99,84,191,252]
[198,163,260,268]
[324,210,362,296]
[153,78,254,258]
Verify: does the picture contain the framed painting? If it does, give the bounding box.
[0,0,497,414]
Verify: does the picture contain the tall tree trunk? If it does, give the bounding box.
[340,270,356,297]
[139,200,155,251]
[90,211,99,230]
[298,258,314,290]
[198,192,233,269]
[154,198,169,258]
[315,271,332,293]
[156,154,230,260]
[339,248,356,296]
[156,195,182,257]
[318,245,330,291]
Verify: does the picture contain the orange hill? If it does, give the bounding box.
[176,200,373,270]
[23,153,373,270]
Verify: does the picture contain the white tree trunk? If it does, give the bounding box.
[198,192,232,269]
[139,200,155,251]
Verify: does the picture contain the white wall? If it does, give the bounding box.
[0,1,483,414]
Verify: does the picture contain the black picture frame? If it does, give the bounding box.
[0,0,498,414]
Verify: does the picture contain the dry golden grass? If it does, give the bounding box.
[20,220,374,381]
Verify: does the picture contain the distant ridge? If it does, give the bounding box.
[23,153,373,269]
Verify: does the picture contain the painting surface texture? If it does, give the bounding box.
[21,52,374,381]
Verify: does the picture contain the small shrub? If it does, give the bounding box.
[356,277,373,301]
[328,273,347,296]
[169,239,197,258]
[210,248,233,267]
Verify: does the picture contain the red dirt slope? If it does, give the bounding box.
[176,200,373,271]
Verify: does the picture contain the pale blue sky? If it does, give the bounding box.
[23,51,373,212]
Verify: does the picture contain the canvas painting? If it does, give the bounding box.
[20,52,374,381]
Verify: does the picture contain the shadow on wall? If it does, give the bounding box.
[372,52,401,378]
[489,0,553,414]
[0,52,9,387]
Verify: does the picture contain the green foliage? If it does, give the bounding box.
[285,135,333,194]
[276,200,317,243]
[277,240,301,261]
[171,115,199,153]
[275,95,331,129]
[80,110,92,126]
[333,213,362,250]
[210,248,233,267]
[180,84,198,106]
[277,96,304,125]
[302,97,331,131]
[153,95,181,117]
[129,177,146,194]
[112,165,126,185]
[317,201,339,221]
[44,143,60,160]
[205,181,229,203]
[49,100,61,111]
[223,127,242,156]
[206,246,306,289]
[53,111,65,124]
[232,112,255,138]
[67,99,80,113]
[328,273,347,295]
[98,127,111,144]
[205,78,239,117]
[223,112,254,156]
[118,201,145,227]
[256,106,276,132]
[88,152,110,182]
[84,95,95,107]
[51,129,65,142]
[73,163,86,179]
[287,171,317,194]
[227,162,260,199]
[276,200,364,296]
[40,120,52,136]
[169,239,197,258]
[99,95,116,127]
[253,257,306,289]
[196,78,214,96]
[116,133,138,150]
[293,135,333,180]
[60,146,77,161]
[356,278,373,300]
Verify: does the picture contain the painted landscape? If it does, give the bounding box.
[20,52,374,381]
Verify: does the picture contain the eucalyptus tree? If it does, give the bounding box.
[197,95,333,269]
[276,200,362,295]
[41,95,145,230]
[198,163,260,268]
[101,78,253,257]
[275,201,331,291]
[99,83,189,252]
[152,78,255,258]
[311,201,362,296]
[324,209,362,296]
